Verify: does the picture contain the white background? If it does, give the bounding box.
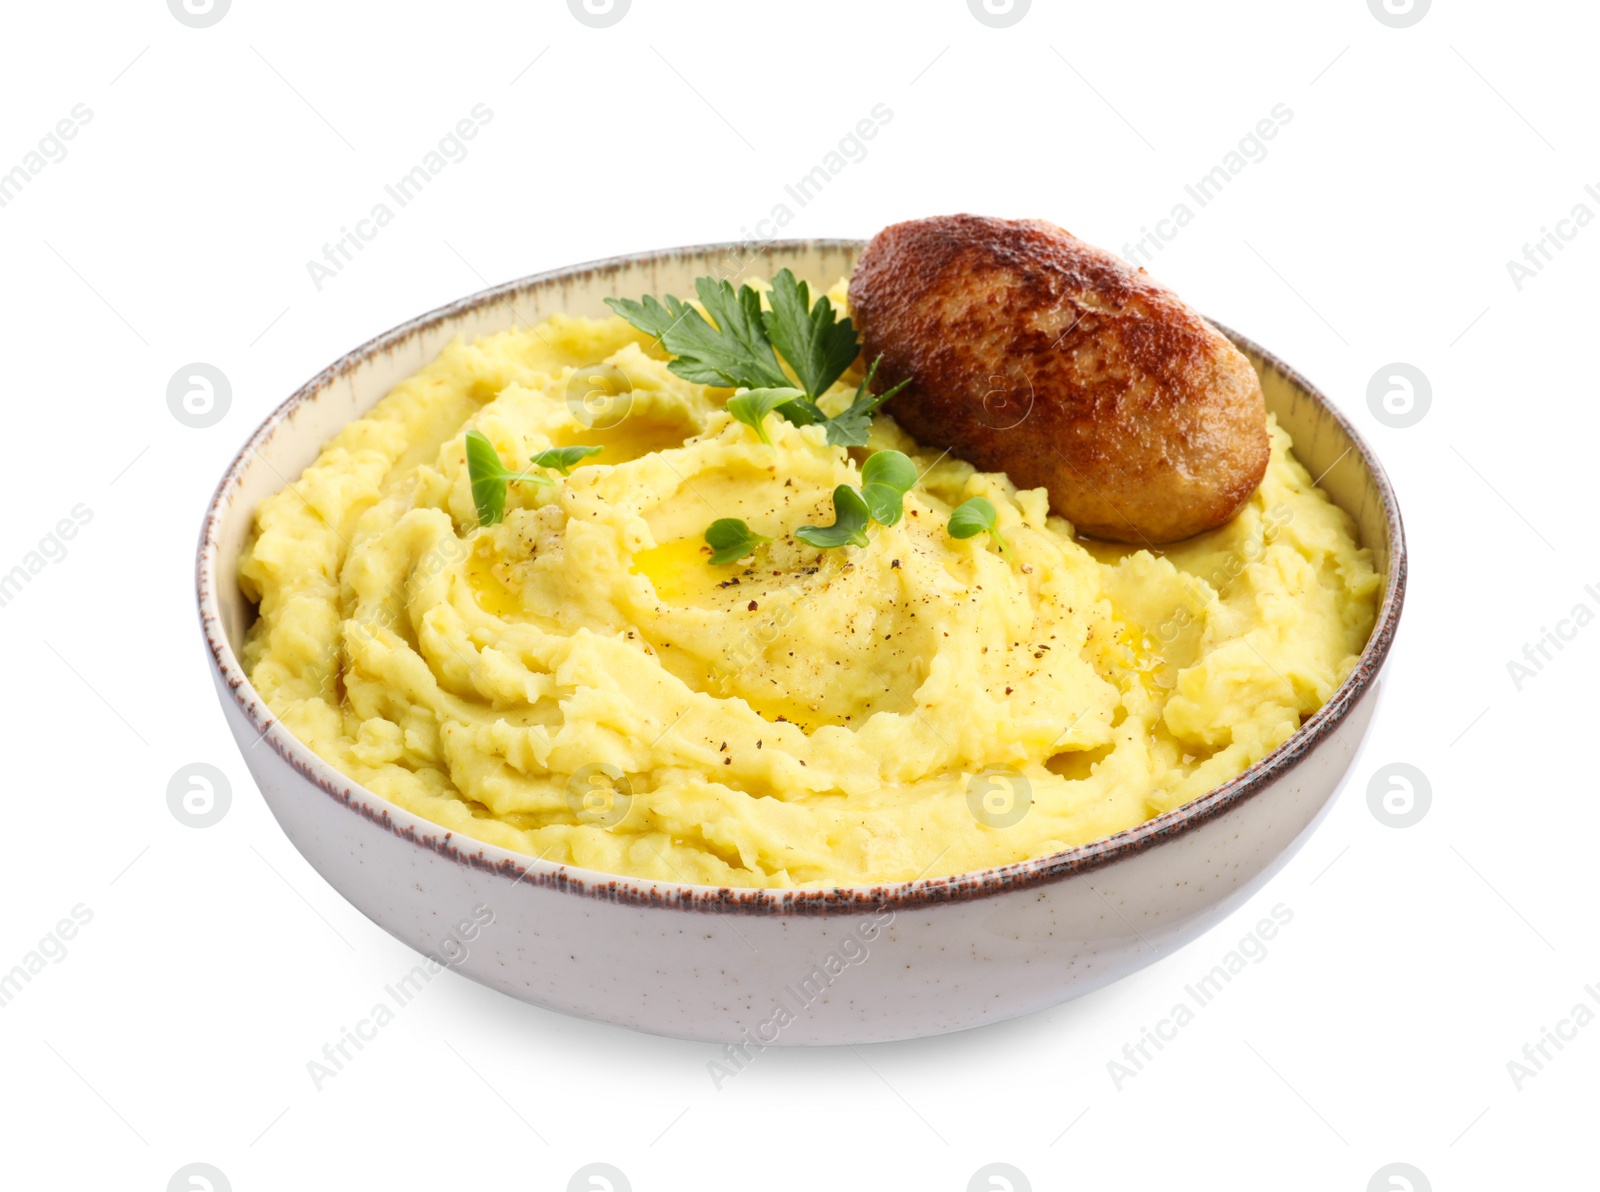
[0,1,1592,1188]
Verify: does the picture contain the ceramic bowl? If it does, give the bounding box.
[197,239,1406,1044]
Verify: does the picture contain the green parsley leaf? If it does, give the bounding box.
[726,387,805,445]
[465,430,556,526]
[530,445,604,474]
[821,356,913,448]
[947,496,1008,554]
[605,281,792,392]
[761,269,860,402]
[608,276,909,446]
[774,395,827,426]
[796,485,872,550]
[705,518,772,565]
[859,449,918,526]
[689,276,793,387]
[598,291,679,341]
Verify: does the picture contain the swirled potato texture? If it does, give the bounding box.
[239,281,1378,887]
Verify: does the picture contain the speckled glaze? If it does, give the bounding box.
[197,240,1405,1043]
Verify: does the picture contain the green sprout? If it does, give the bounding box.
[947,496,1008,554]
[465,430,601,526]
[726,387,805,445]
[795,485,872,550]
[705,518,773,565]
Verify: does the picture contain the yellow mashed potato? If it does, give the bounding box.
[240,280,1379,888]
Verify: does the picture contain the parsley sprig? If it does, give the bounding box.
[605,270,909,448]
[464,429,601,526]
[605,276,792,391]
[762,270,860,401]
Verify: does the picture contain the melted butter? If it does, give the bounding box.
[465,537,523,618]
[1099,613,1162,690]
[632,537,720,603]
[630,541,843,733]
[551,417,693,466]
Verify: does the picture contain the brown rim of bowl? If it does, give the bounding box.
[196,238,1406,917]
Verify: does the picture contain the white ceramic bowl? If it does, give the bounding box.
[197,240,1406,1044]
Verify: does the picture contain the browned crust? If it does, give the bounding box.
[849,215,1270,544]
[195,236,1406,914]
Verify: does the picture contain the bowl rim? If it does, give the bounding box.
[196,237,1407,916]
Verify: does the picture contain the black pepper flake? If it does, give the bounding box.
[724,757,732,765]
[748,600,758,611]
[1005,686,1013,695]
[719,742,728,752]
[891,559,901,569]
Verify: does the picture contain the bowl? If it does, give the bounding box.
[197,239,1406,1045]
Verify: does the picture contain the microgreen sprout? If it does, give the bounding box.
[465,430,600,526]
[705,518,773,565]
[947,496,1008,554]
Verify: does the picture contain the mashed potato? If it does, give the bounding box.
[239,280,1379,888]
